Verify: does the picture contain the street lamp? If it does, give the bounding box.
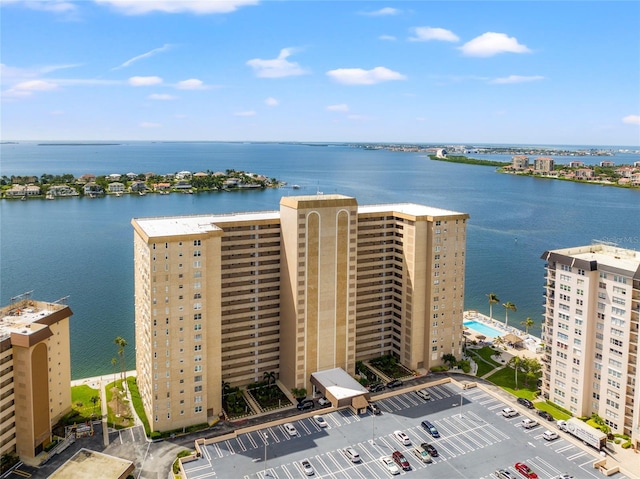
[459,391,463,418]
[263,433,269,478]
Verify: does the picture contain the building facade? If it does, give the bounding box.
[534,157,555,173]
[540,244,640,447]
[132,195,469,432]
[0,296,72,461]
[511,155,529,171]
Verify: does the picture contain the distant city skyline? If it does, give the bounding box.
[1,1,639,146]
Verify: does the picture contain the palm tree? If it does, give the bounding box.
[520,317,535,335]
[263,371,276,387]
[486,293,499,320]
[502,302,517,328]
[508,356,523,389]
[114,336,127,383]
[111,357,118,386]
[90,395,100,415]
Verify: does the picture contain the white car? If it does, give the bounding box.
[521,418,538,429]
[553,475,574,479]
[380,456,400,475]
[313,415,328,428]
[543,430,559,441]
[393,430,411,445]
[495,469,515,479]
[301,459,314,476]
[556,419,567,431]
[412,447,433,463]
[501,407,519,418]
[416,388,431,400]
[283,423,298,436]
[343,447,361,463]
[317,397,330,406]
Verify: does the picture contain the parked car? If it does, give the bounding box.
[537,410,554,421]
[416,388,431,400]
[412,447,433,463]
[367,402,381,415]
[387,379,403,389]
[368,383,385,392]
[284,423,298,436]
[297,400,314,411]
[391,451,410,471]
[380,456,400,475]
[301,459,314,476]
[317,397,331,406]
[421,420,440,438]
[517,397,534,409]
[421,442,438,457]
[552,475,574,479]
[515,462,538,478]
[543,430,559,441]
[343,447,360,463]
[495,469,515,479]
[393,430,411,446]
[501,407,518,418]
[313,415,327,428]
[521,418,538,429]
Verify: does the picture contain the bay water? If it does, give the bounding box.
[1,142,639,379]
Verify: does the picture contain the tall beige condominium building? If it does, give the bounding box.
[541,244,640,448]
[132,195,468,432]
[0,295,72,460]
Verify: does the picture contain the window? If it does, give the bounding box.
[195,406,203,413]
[193,261,201,268]
[194,365,202,372]
[194,323,202,331]
[193,240,201,246]
[193,250,201,257]
[194,313,202,320]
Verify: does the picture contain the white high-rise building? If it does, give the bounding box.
[541,244,640,448]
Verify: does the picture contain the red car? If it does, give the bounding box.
[392,451,410,471]
[515,462,538,479]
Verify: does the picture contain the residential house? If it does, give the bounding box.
[108,182,125,194]
[5,184,40,197]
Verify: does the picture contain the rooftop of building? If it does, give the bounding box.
[548,244,640,273]
[133,195,468,237]
[0,295,71,342]
[48,448,134,479]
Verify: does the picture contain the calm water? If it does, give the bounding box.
[1,142,639,379]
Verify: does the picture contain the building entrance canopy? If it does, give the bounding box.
[310,367,370,412]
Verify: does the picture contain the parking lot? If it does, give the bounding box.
[181,382,631,479]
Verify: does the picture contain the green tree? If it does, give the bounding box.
[486,293,500,320]
[502,302,517,328]
[90,395,100,415]
[114,336,127,383]
[263,371,276,387]
[521,317,535,334]
[222,381,232,397]
[442,353,457,369]
[507,356,523,390]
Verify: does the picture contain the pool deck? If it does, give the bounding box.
[463,310,543,360]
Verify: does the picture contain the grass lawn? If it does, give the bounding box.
[535,401,571,420]
[474,346,502,366]
[467,346,502,377]
[127,376,151,435]
[105,379,134,429]
[71,384,101,419]
[485,366,539,400]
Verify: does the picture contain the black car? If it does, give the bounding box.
[387,379,403,389]
[421,442,439,457]
[297,399,314,411]
[517,397,534,409]
[421,420,440,438]
[537,410,554,421]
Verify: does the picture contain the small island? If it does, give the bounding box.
[1,168,284,199]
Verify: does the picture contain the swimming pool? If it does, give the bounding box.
[463,320,504,338]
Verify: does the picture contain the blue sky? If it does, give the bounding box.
[2,1,639,146]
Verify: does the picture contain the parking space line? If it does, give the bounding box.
[314,454,338,478]
[327,412,343,427]
[236,436,247,452]
[567,451,587,461]
[555,444,575,453]
[280,463,295,479]
[270,426,283,442]
[212,443,223,458]
[404,393,421,406]
[246,431,259,449]
[225,440,235,455]
[298,420,312,435]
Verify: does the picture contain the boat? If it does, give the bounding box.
[139,191,146,196]
[115,192,122,197]
[292,184,300,189]
[46,193,55,200]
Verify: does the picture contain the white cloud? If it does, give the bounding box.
[129,76,163,86]
[326,104,349,112]
[361,7,400,16]
[459,32,531,57]
[234,110,256,117]
[246,48,309,78]
[622,115,640,125]
[148,93,177,100]
[114,44,172,70]
[175,78,208,90]
[94,0,258,15]
[379,35,396,41]
[490,75,544,84]
[3,0,77,13]
[326,66,406,85]
[140,121,161,128]
[13,80,59,91]
[409,27,459,43]
[265,97,279,106]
